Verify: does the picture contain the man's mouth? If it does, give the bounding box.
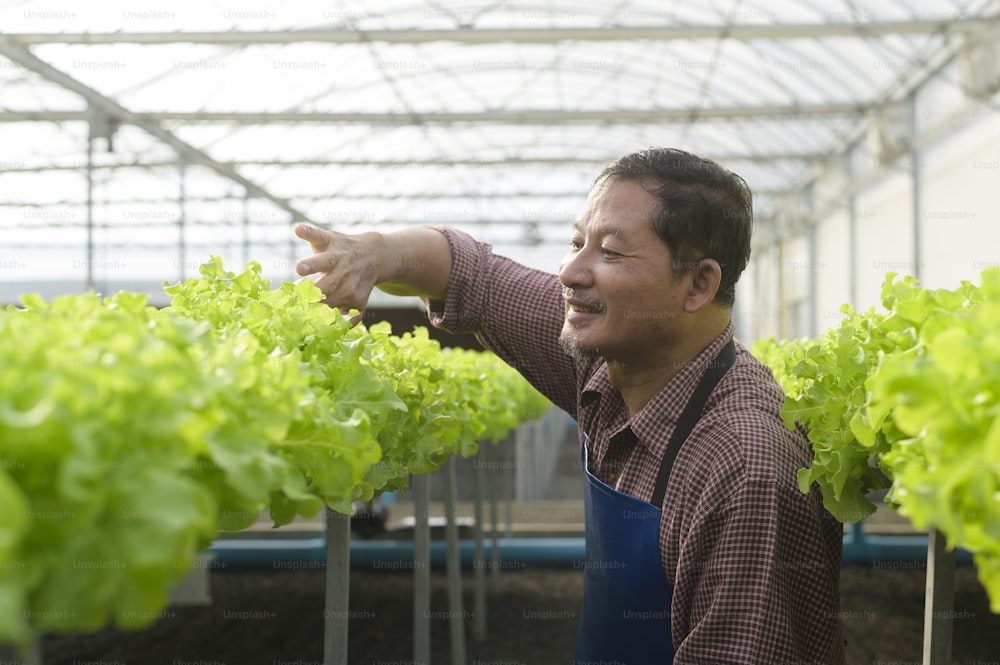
[562,288,605,319]
[564,295,605,315]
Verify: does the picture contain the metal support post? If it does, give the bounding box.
[85,133,95,291]
[412,473,431,665]
[443,459,467,665]
[488,439,501,588]
[922,528,956,665]
[909,94,923,282]
[178,153,187,282]
[242,191,251,266]
[472,444,487,642]
[323,507,351,665]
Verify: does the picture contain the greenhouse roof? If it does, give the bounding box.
[1,0,998,294]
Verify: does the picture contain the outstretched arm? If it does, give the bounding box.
[294,224,452,316]
[298,223,579,414]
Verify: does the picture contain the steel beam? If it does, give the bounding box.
[0,40,313,223]
[2,20,994,46]
[0,103,869,124]
[0,152,821,171]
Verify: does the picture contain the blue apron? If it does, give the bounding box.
[574,340,735,665]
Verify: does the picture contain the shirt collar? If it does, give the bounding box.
[581,320,736,460]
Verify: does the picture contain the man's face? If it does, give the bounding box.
[557,178,690,365]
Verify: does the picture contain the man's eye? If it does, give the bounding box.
[601,247,620,257]
[569,240,583,251]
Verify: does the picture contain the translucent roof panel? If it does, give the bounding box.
[1,0,998,298]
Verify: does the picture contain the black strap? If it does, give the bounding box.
[582,402,599,440]
[650,339,736,508]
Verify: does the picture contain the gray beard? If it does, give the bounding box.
[558,331,601,360]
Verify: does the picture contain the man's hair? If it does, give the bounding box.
[596,147,753,308]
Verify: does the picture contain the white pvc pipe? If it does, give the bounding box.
[443,459,467,664]
[412,474,431,665]
[323,508,351,665]
[472,446,487,642]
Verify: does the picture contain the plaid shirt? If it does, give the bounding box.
[426,227,845,664]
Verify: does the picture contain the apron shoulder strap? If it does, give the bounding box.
[650,339,736,508]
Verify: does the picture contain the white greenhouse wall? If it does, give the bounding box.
[733,260,782,344]
[735,240,778,342]
[853,171,916,312]
[813,210,851,332]
[782,233,812,339]
[748,102,1000,345]
[916,110,1000,290]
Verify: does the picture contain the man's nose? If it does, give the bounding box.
[558,247,592,289]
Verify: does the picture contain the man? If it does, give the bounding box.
[295,148,844,663]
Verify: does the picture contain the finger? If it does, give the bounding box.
[295,225,336,276]
[311,271,347,305]
[294,223,318,241]
[339,306,365,328]
[298,251,338,276]
[295,256,318,276]
[294,224,330,251]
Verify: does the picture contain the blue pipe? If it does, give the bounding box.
[840,522,973,566]
[209,525,972,569]
[210,536,586,569]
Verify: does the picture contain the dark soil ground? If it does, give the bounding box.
[32,561,1000,665]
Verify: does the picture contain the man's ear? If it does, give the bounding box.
[684,258,722,313]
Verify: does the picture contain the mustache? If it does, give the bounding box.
[561,288,606,313]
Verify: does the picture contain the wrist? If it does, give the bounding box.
[373,227,450,299]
